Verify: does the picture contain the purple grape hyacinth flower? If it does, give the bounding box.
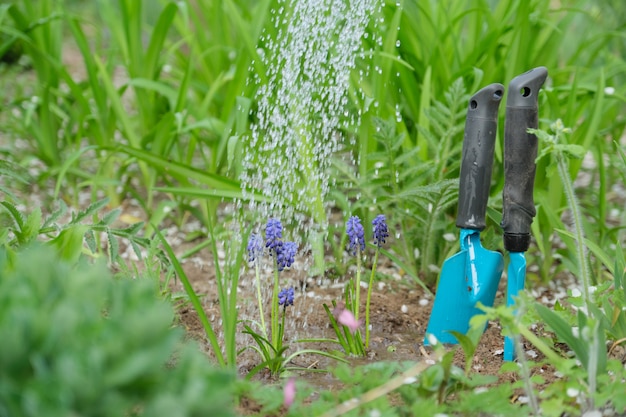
[346,216,365,255]
[372,215,389,248]
[278,287,295,307]
[277,241,297,271]
[265,218,283,252]
[247,233,264,262]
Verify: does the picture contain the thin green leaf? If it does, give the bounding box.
[144,2,178,79]
[155,227,225,366]
[109,145,239,191]
[154,186,266,202]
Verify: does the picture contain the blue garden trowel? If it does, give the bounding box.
[502,67,548,361]
[425,84,505,345]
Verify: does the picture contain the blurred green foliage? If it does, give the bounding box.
[0,244,235,417]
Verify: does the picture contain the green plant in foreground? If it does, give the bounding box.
[0,244,235,417]
[477,293,626,417]
[242,333,520,417]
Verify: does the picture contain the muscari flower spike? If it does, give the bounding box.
[346,215,365,255]
[277,241,297,272]
[278,287,295,307]
[372,214,389,248]
[265,218,283,252]
[246,233,264,262]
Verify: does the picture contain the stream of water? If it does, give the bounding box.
[240,0,382,242]
[227,0,386,355]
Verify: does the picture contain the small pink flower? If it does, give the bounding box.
[335,307,361,334]
[283,378,296,408]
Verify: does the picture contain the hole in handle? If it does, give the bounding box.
[520,86,531,97]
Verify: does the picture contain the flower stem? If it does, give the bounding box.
[556,153,592,309]
[354,249,362,321]
[279,305,286,349]
[271,256,280,349]
[254,262,267,338]
[365,249,380,348]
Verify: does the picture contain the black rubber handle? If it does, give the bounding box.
[502,67,548,252]
[456,83,504,230]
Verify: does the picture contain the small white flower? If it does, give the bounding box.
[604,86,615,95]
[427,334,438,346]
[401,305,408,313]
[571,288,582,297]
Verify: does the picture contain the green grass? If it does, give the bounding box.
[1,0,626,415]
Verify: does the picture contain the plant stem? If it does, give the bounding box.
[512,308,540,415]
[271,258,280,349]
[587,319,601,411]
[365,249,380,348]
[354,250,362,321]
[254,262,268,338]
[557,154,592,309]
